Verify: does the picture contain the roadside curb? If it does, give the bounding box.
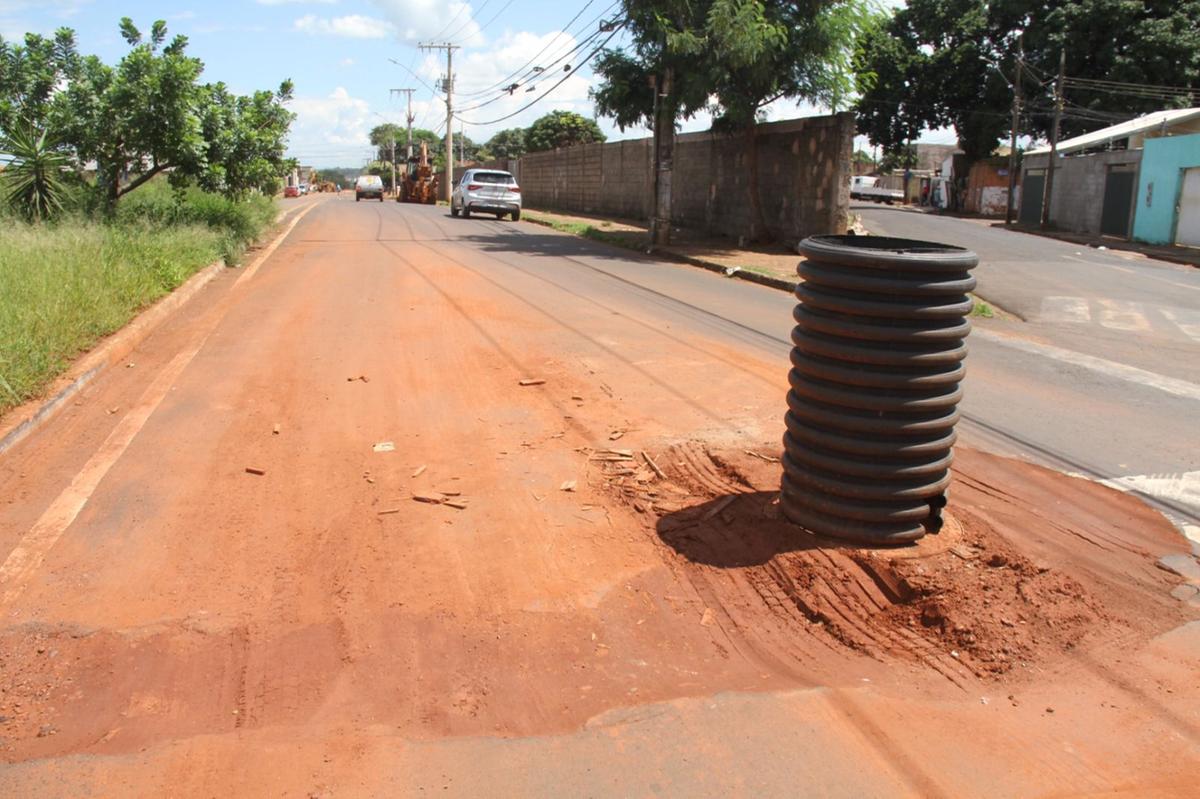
[521,213,800,294]
[0,201,311,457]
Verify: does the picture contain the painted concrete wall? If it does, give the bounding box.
[1132,132,1200,245]
[514,113,855,243]
[1022,150,1142,235]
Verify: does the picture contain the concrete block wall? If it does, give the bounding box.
[1023,150,1142,235]
[513,112,853,243]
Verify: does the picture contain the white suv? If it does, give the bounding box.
[451,169,521,220]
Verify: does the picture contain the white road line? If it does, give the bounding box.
[1096,298,1151,332]
[1160,308,1200,343]
[973,328,1200,402]
[0,201,319,610]
[1091,471,1200,545]
[1040,296,1091,323]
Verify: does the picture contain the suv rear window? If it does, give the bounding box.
[471,172,515,184]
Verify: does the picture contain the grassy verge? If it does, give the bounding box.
[970,295,995,318]
[0,183,277,415]
[523,211,648,251]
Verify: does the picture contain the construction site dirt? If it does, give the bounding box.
[0,197,1196,796]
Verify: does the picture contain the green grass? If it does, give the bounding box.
[970,295,995,318]
[0,220,230,413]
[0,182,278,415]
[523,211,648,251]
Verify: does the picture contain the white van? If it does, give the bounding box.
[355,174,384,202]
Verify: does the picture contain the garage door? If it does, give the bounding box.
[1020,173,1044,226]
[1100,166,1136,238]
[1177,167,1200,248]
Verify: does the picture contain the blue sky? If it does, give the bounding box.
[2,0,932,167]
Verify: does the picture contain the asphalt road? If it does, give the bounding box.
[852,202,1200,384]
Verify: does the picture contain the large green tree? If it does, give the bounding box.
[484,127,527,159]
[593,0,873,240]
[855,0,1200,162]
[525,110,606,152]
[2,18,294,210]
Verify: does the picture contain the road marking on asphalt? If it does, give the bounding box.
[1091,471,1200,545]
[1097,298,1151,332]
[0,201,319,610]
[973,328,1200,402]
[1160,308,1200,342]
[1040,296,1091,323]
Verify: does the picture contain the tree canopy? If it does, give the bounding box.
[525,110,606,152]
[592,0,872,239]
[854,0,1200,162]
[0,18,295,208]
[484,128,527,159]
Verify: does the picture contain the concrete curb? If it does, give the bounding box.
[0,202,308,457]
[521,214,800,294]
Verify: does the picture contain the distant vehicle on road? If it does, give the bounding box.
[298,183,309,195]
[283,185,300,198]
[451,169,522,221]
[850,175,904,204]
[355,174,385,202]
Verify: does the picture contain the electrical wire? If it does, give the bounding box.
[454,0,614,99]
[443,0,495,42]
[454,24,610,114]
[456,22,624,126]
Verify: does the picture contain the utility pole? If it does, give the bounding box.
[419,42,459,202]
[1005,33,1023,226]
[1040,48,1066,230]
[390,88,416,160]
[649,68,675,247]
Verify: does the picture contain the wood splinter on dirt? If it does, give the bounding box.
[244,467,266,476]
[702,495,738,521]
[744,450,779,463]
[412,494,444,504]
[609,430,625,441]
[518,378,546,386]
[411,465,427,478]
[560,480,577,492]
[272,423,281,435]
[347,375,370,383]
[641,451,666,479]
[377,508,401,515]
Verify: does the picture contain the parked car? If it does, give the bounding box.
[298,183,309,195]
[283,185,300,198]
[355,174,385,202]
[451,169,521,220]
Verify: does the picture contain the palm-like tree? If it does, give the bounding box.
[2,124,70,223]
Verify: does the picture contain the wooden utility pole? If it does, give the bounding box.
[390,88,416,160]
[419,42,459,201]
[1005,34,1024,225]
[649,68,675,247]
[1040,48,1066,230]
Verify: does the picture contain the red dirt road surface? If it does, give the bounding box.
[2,196,1198,796]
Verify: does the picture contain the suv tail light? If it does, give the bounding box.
[468,183,482,191]
[508,186,521,193]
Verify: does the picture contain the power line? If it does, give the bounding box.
[454,0,613,99]
[456,22,624,126]
[454,24,610,114]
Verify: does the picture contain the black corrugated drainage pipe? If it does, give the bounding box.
[781,235,979,545]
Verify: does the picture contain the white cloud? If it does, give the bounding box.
[369,0,483,46]
[294,13,394,39]
[339,57,355,66]
[444,29,602,141]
